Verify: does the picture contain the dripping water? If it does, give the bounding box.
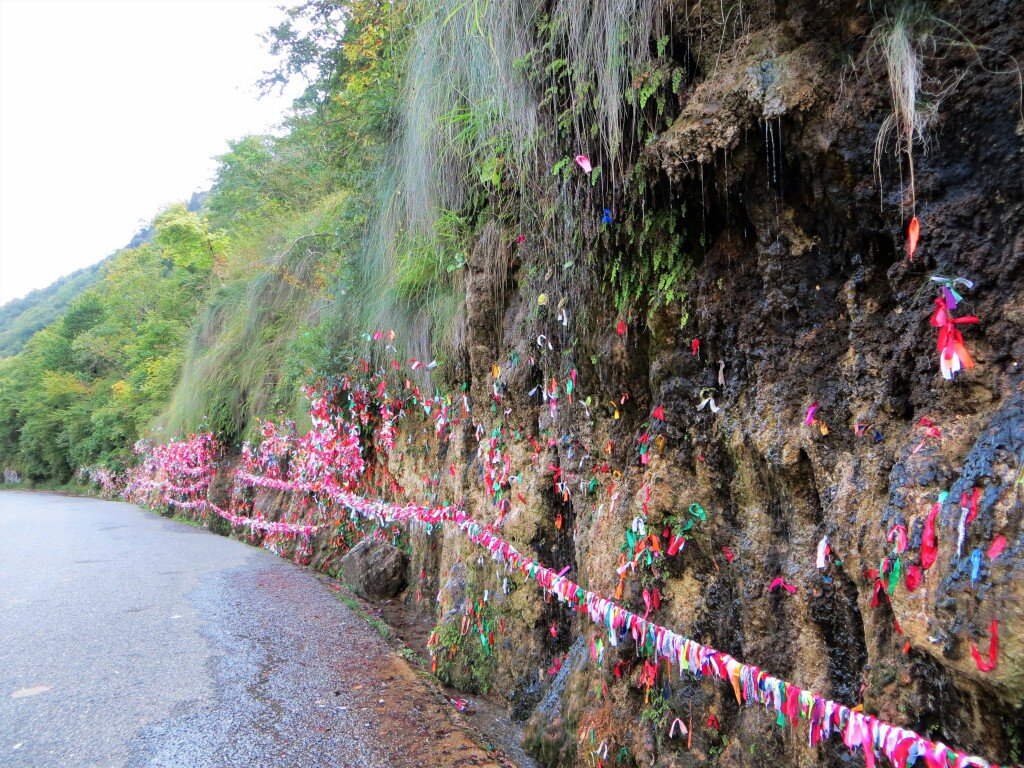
[763,117,785,253]
[722,147,730,224]
[765,119,778,191]
[700,163,708,250]
[775,116,783,199]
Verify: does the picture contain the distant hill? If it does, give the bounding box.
[0,192,210,359]
[0,262,106,357]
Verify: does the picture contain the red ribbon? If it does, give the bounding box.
[988,535,1006,560]
[906,216,920,259]
[969,620,998,672]
[920,503,940,570]
[929,298,979,375]
[904,565,923,592]
[768,577,797,594]
[667,534,686,556]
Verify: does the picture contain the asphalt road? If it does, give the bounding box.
[0,491,500,768]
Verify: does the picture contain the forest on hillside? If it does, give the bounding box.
[0,262,104,358]
[1,0,404,477]
[2,2,1022,767]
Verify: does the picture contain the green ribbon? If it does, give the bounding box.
[887,556,902,595]
[624,530,637,552]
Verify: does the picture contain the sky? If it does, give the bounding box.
[0,0,301,304]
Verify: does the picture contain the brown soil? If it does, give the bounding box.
[330,579,541,768]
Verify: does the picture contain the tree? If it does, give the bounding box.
[153,204,225,274]
[258,0,352,107]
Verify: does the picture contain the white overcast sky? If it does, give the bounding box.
[0,0,300,304]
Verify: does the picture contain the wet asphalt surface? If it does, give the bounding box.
[0,492,501,768]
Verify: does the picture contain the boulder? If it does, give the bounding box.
[339,538,408,600]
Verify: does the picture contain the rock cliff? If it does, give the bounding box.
[216,2,1024,766]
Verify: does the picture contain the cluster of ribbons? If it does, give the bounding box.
[187,424,1005,768]
[233,471,306,493]
[124,433,218,511]
[281,485,1000,768]
[123,344,1009,768]
[78,465,122,495]
[928,277,979,380]
[205,499,323,538]
[125,433,324,538]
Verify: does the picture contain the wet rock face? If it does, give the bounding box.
[415,0,1022,765]
[340,538,408,601]
[597,1,1023,763]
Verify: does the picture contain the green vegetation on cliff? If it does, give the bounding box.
[1,0,411,475]
[0,0,692,476]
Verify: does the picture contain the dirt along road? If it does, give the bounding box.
[0,491,508,768]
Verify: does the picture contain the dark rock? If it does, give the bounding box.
[339,538,408,600]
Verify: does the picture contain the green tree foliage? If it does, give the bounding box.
[0,262,104,358]
[161,0,412,441]
[0,211,220,480]
[152,204,225,274]
[259,0,352,107]
[0,0,451,481]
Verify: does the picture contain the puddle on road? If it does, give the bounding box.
[11,685,51,698]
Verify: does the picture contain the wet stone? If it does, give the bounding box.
[339,538,408,600]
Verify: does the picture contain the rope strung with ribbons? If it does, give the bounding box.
[129,392,1011,768]
[219,470,1008,768]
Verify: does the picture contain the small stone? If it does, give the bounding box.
[339,539,408,600]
